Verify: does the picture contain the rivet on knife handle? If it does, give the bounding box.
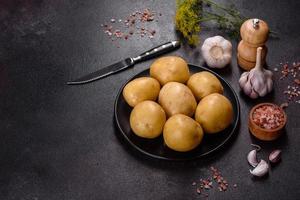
[131,40,181,63]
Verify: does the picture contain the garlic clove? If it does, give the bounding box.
[250,159,269,177]
[213,35,224,44]
[247,149,259,167]
[221,39,232,50]
[255,83,267,97]
[265,69,273,78]
[223,53,232,65]
[251,75,266,96]
[239,72,249,87]
[244,81,252,96]
[250,90,259,99]
[269,149,281,163]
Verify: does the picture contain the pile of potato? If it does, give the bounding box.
[122,56,233,152]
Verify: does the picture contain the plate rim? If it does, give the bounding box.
[114,63,240,161]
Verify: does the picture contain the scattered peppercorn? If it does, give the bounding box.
[101,8,161,45]
[274,61,300,104]
[211,166,229,192]
[191,166,236,197]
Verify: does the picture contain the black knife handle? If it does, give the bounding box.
[131,40,181,63]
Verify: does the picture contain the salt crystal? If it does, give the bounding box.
[204,185,210,189]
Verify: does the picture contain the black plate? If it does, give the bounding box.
[114,64,240,161]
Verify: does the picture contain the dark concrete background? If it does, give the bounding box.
[0,0,299,199]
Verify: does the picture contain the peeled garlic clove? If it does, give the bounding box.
[250,160,269,177]
[269,149,281,163]
[247,149,259,167]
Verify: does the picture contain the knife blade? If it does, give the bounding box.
[67,40,180,85]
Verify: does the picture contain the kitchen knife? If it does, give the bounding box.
[67,40,180,85]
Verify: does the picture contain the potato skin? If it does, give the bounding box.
[195,93,233,134]
[150,56,190,85]
[163,114,204,152]
[130,101,166,139]
[123,77,160,107]
[158,82,197,117]
[187,71,223,101]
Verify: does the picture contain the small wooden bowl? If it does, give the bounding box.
[248,103,287,141]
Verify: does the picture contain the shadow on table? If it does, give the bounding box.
[239,88,276,107]
[249,128,289,151]
[202,62,233,78]
[113,117,241,170]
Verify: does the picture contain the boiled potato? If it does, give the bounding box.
[150,56,190,85]
[123,77,160,107]
[163,114,204,152]
[158,82,197,117]
[130,101,166,139]
[195,93,233,134]
[187,71,223,101]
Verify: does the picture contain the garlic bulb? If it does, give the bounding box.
[239,47,273,98]
[201,36,232,68]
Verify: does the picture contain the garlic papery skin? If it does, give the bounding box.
[269,149,281,163]
[239,47,273,99]
[201,36,232,68]
[250,160,269,177]
[247,149,259,167]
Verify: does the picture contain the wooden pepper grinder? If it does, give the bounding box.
[237,18,269,70]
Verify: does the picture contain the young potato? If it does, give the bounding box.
[158,82,197,117]
[195,93,233,134]
[123,77,160,107]
[163,114,204,152]
[187,71,223,101]
[150,56,190,85]
[130,101,166,139]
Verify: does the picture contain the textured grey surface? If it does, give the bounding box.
[0,0,299,199]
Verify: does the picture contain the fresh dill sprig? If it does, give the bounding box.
[175,0,246,46]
